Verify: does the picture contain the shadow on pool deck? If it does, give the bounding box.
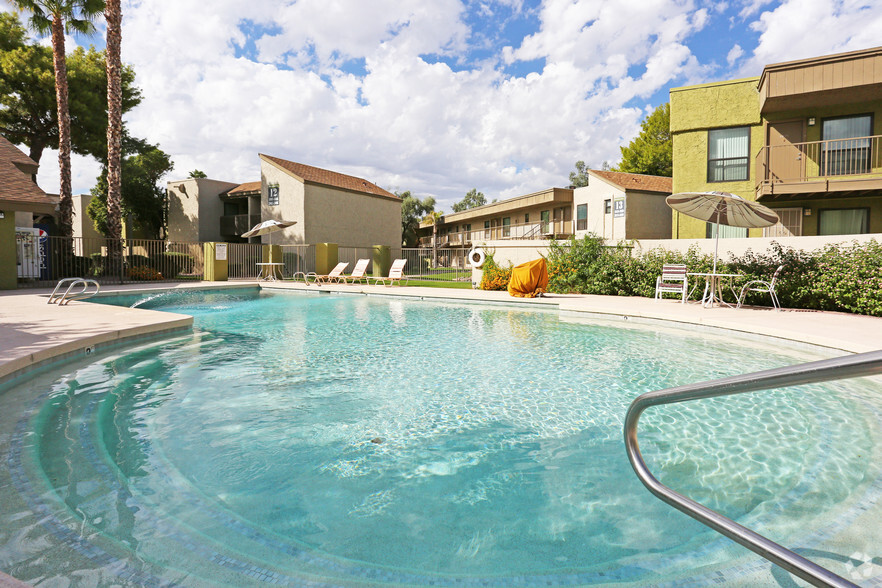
[1,279,881,383]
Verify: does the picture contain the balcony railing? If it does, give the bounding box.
[220,214,261,237]
[422,220,574,247]
[755,134,882,191]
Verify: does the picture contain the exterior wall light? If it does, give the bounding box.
[807,117,816,126]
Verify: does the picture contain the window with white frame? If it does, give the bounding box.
[576,204,587,231]
[763,208,803,237]
[819,208,869,235]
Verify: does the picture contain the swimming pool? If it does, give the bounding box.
[1,289,881,586]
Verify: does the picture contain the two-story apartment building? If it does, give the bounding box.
[167,155,402,248]
[671,46,882,239]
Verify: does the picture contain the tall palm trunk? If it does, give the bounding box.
[105,0,123,280]
[50,14,73,238]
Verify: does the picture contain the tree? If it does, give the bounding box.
[0,13,142,164]
[422,210,444,268]
[87,144,174,239]
[569,161,590,187]
[399,190,436,247]
[452,188,486,212]
[10,0,105,237]
[188,169,208,178]
[614,102,672,177]
[104,0,122,272]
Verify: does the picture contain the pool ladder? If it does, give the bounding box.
[47,277,101,305]
[625,348,882,588]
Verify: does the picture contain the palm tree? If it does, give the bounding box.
[423,210,443,269]
[11,0,104,238]
[104,0,122,279]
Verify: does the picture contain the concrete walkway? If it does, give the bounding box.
[1,279,881,382]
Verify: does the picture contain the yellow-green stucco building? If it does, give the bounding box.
[671,46,882,239]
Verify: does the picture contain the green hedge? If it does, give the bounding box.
[481,235,882,317]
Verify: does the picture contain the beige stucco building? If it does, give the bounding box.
[573,170,672,241]
[166,155,402,248]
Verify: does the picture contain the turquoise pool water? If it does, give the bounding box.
[1,289,881,586]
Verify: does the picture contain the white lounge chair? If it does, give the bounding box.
[654,264,689,303]
[340,259,371,284]
[737,265,783,311]
[373,259,408,286]
[309,262,349,285]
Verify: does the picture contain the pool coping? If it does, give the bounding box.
[1,279,881,385]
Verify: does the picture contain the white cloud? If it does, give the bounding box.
[726,43,744,66]
[32,147,103,198]
[739,0,882,74]
[47,0,864,213]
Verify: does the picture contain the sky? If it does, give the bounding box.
[7,0,882,211]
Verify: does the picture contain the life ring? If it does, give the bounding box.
[468,247,486,268]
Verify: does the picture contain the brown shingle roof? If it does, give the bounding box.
[0,135,55,211]
[260,154,399,200]
[589,170,672,194]
[226,181,261,195]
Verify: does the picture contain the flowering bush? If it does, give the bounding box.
[535,236,882,317]
[127,265,163,281]
[479,254,512,291]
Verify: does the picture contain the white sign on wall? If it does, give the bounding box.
[216,243,227,261]
[614,198,625,218]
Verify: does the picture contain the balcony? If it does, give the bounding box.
[755,134,882,199]
[220,214,261,237]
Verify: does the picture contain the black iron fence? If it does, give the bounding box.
[15,235,204,288]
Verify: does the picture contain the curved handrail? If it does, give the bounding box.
[47,277,84,304]
[625,349,882,588]
[55,279,100,305]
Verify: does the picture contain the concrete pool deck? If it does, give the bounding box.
[1,279,881,383]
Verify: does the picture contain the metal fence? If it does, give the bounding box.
[400,247,472,283]
[15,235,205,288]
[227,243,264,280]
[280,245,316,278]
[337,246,374,275]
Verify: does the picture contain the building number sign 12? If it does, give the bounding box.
[268,185,280,206]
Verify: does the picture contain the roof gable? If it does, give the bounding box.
[0,135,55,210]
[260,154,399,200]
[588,170,672,194]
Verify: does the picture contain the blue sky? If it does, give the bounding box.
[8,0,881,210]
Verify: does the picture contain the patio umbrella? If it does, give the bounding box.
[666,191,778,273]
[241,219,297,244]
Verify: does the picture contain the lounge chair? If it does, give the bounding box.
[308,262,349,285]
[340,258,371,284]
[737,265,783,311]
[373,259,408,286]
[654,264,689,303]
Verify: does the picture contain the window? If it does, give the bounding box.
[502,217,511,237]
[267,184,280,206]
[576,204,587,231]
[524,213,529,223]
[484,220,490,239]
[819,208,869,235]
[540,210,550,233]
[706,224,747,239]
[604,199,611,214]
[707,127,750,182]
[763,208,803,237]
[821,114,872,176]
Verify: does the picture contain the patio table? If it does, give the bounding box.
[688,272,741,308]
[256,262,285,281]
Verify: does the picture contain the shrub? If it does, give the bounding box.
[127,265,163,281]
[538,234,882,316]
[480,254,512,291]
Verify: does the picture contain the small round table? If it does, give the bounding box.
[256,262,285,281]
[688,272,741,308]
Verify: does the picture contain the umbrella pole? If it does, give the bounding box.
[712,210,720,275]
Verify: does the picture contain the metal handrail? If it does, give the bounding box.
[48,278,101,305]
[625,349,882,588]
[47,277,85,304]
